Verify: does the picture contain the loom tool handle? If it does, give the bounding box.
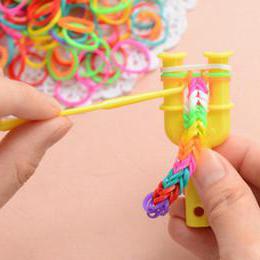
[0,87,183,132]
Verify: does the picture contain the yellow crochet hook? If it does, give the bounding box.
[0,86,183,132]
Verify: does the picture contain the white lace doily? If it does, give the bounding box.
[27,0,197,106]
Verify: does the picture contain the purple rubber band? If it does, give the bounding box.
[143,193,169,218]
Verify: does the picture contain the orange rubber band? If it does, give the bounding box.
[58,16,94,33]
[53,46,73,66]
[49,49,76,78]
[135,11,162,40]
[0,46,8,68]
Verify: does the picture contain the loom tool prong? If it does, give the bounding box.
[0,87,184,132]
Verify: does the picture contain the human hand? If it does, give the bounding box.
[0,75,72,208]
[169,135,260,259]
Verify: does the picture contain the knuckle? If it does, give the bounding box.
[205,178,249,223]
[15,159,39,185]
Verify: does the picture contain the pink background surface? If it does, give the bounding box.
[0,1,259,259]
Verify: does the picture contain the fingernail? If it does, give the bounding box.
[192,149,226,190]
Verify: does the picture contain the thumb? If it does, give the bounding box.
[192,149,260,248]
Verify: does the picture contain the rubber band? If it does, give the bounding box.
[0,46,8,68]
[0,0,172,107]
[98,4,132,25]
[28,9,62,36]
[111,39,151,74]
[54,79,93,107]
[62,28,100,51]
[81,39,111,77]
[58,16,95,33]
[46,48,79,81]
[161,64,232,73]
[28,0,60,27]
[136,17,168,47]
[0,0,27,15]
[90,0,132,15]
[25,51,46,69]
[53,46,74,66]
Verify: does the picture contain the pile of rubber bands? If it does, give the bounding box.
[0,0,174,107]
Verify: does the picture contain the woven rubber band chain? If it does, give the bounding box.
[143,75,208,218]
[0,0,196,106]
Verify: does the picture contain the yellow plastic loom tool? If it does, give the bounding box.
[0,87,183,131]
[0,51,233,228]
[159,51,233,227]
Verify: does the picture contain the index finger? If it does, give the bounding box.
[215,134,260,187]
[0,77,60,120]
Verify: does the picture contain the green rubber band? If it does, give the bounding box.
[161,72,187,78]
[81,39,111,78]
[207,71,231,78]
[62,28,100,51]
[91,67,121,85]
[46,48,79,81]
[90,0,132,15]
[161,71,231,79]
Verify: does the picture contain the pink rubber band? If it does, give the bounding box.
[0,0,28,15]
[0,23,22,39]
[81,48,112,84]
[54,79,92,107]
[111,39,151,74]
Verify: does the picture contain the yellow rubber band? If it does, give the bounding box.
[28,9,61,36]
